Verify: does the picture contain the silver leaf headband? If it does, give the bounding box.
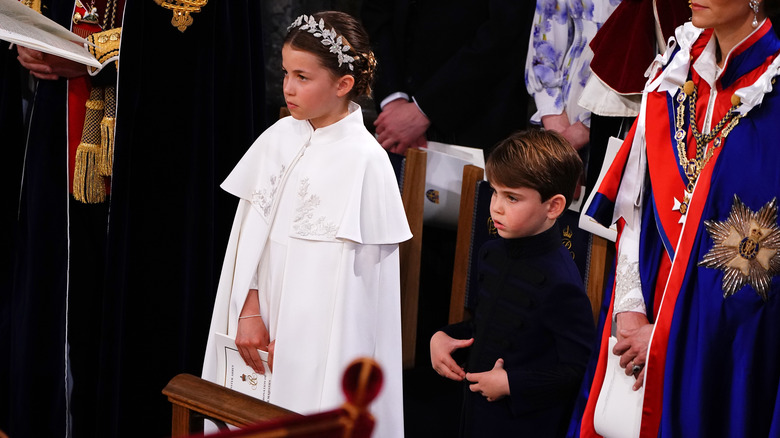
[287,14,355,71]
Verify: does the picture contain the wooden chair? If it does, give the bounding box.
[163,358,383,437]
[387,148,426,369]
[448,165,490,324]
[584,235,613,324]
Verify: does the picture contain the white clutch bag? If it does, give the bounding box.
[593,336,644,438]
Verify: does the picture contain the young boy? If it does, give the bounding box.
[430,129,595,437]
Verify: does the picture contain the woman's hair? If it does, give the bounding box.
[284,11,377,99]
[486,129,583,209]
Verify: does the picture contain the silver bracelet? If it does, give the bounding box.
[238,314,262,320]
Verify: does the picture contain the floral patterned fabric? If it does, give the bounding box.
[525,0,621,127]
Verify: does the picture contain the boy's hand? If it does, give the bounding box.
[430,331,473,381]
[466,359,510,402]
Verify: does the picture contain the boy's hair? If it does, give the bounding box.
[284,11,377,99]
[485,129,583,209]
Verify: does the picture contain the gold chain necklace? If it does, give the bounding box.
[673,80,743,216]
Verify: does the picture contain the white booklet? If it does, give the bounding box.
[215,333,272,402]
[421,141,485,229]
[0,0,101,67]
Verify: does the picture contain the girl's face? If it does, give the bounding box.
[690,0,756,36]
[282,44,351,129]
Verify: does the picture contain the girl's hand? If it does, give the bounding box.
[235,289,269,374]
[235,315,270,374]
[466,359,510,402]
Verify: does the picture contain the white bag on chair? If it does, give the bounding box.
[593,335,644,438]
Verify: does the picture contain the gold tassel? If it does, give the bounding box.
[73,143,106,203]
[99,117,115,176]
[98,85,116,176]
[73,87,107,203]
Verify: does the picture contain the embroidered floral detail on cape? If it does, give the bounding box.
[293,178,338,238]
[251,166,286,218]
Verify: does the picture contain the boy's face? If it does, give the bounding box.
[489,182,556,239]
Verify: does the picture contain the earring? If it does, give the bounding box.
[688,0,692,9]
[749,0,760,28]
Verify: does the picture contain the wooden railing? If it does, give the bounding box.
[163,358,382,438]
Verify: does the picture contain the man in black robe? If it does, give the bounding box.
[5,1,266,436]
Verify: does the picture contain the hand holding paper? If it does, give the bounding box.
[236,288,272,374]
[0,0,101,68]
[215,333,273,402]
[17,45,87,80]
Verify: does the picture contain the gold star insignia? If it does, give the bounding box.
[699,195,780,300]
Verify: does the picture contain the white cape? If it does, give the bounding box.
[202,103,411,438]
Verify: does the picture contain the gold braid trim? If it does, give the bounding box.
[73,87,107,203]
[86,28,122,74]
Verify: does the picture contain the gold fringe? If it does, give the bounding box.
[73,86,106,203]
[98,85,117,176]
[73,143,106,203]
[98,117,115,176]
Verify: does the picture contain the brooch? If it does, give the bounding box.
[699,195,780,300]
[153,0,207,32]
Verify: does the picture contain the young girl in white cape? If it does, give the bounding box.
[202,11,411,438]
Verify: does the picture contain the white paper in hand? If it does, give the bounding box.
[0,0,101,67]
[215,333,272,402]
